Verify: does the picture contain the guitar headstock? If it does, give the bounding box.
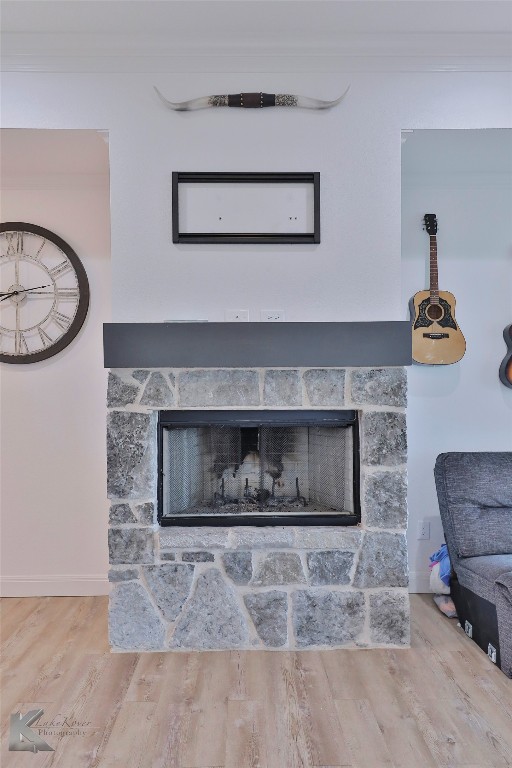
[424,213,438,235]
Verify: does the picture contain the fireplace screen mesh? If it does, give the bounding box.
[161,422,356,520]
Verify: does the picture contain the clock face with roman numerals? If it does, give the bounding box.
[0,223,89,363]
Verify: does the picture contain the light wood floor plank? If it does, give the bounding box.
[393,602,512,767]
[434,649,512,755]
[225,699,265,768]
[410,593,467,651]
[1,596,47,642]
[136,653,195,768]
[179,652,230,768]
[320,649,371,701]
[0,598,89,721]
[124,652,168,703]
[95,701,156,768]
[264,651,318,768]
[384,649,509,767]
[334,699,395,768]
[64,595,109,655]
[45,727,106,768]
[227,650,249,701]
[292,652,352,767]
[346,650,439,768]
[76,655,140,768]
[1,594,511,768]
[1,596,77,672]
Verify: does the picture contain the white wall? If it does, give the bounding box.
[2,72,510,325]
[1,70,511,594]
[402,129,512,591]
[0,133,111,595]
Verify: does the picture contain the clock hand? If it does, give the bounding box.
[0,284,51,301]
[21,284,51,292]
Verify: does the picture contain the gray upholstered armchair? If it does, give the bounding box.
[434,452,512,677]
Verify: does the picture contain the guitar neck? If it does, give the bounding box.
[429,235,439,303]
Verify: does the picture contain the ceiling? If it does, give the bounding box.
[1,0,511,72]
[2,0,510,36]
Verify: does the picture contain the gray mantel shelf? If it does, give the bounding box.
[103,322,411,368]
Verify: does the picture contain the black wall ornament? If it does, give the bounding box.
[154,85,350,111]
[499,324,512,388]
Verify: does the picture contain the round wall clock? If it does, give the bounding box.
[0,222,90,363]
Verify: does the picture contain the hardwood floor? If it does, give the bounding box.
[1,594,511,767]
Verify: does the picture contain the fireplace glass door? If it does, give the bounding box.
[158,411,360,526]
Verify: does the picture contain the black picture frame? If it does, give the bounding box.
[172,171,320,244]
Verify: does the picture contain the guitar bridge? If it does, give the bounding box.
[422,333,449,339]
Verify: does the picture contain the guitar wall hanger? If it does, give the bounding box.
[154,85,350,112]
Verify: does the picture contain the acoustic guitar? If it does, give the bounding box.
[409,214,466,365]
[499,324,512,388]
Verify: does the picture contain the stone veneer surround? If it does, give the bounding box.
[107,366,409,651]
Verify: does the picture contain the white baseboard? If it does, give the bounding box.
[408,570,432,594]
[0,574,110,597]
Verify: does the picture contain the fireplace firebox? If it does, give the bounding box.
[157,410,360,526]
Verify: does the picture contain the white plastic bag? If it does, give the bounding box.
[429,561,450,594]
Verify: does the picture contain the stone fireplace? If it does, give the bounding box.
[106,364,409,651]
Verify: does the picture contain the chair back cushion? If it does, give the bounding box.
[435,453,512,558]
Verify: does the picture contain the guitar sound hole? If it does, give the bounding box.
[426,303,444,321]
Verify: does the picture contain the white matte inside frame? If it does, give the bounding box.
[178,182,315,234]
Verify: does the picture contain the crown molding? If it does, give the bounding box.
[2,32,511,73]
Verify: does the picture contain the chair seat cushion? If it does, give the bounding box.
[496,571,512,595]
[457,555,512,603]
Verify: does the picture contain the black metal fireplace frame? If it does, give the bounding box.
[157,410,360,527]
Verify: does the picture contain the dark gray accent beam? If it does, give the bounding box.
[103,322,411,368]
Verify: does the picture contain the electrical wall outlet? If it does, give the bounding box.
[417,520,430,540]
[260,310,285,322]
[225,309,249,322]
